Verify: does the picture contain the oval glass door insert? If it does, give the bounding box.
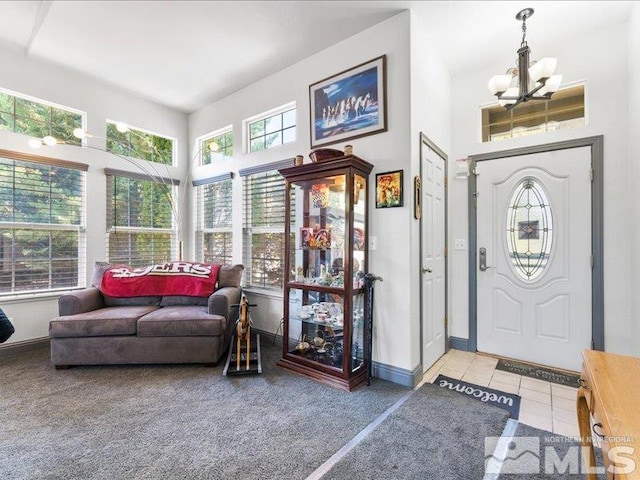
[506,177,553,281]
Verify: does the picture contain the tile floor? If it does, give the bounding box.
[422,349,580,437]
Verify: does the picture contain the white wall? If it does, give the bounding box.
[0,43,188,344]
[629,4,640,357]
[189,11,419,372]
[449,21,634,354]
[408,13,452,369]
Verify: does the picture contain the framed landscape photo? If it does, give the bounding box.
[309,55,387,148]
[375,170,403,209]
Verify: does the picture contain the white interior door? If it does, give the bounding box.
[421,144,446,371]
[476,147,592,372]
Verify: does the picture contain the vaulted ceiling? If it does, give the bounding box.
[0,1,634,113]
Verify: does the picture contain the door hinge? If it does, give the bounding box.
[591,339,595,350]
[590,254,594,269]
[590,168,594,182]
[444,315,448,329]
[444,175,448,187]
[444,246,448,257]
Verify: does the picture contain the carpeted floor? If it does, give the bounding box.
[2,344,595,480]
[319,381,510,479]
[490,422,606,479]
[1,343,409,480]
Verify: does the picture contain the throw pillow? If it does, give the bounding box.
[218,264,244,288]
[0,307,15,343]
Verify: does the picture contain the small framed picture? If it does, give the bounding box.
[300,227,314,249]
[375,170,403,208]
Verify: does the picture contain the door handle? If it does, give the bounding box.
[422,267,432,273]
[479,247,490,271]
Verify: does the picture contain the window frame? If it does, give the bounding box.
[480,83,586,143]
[105,119,176,167]
[0,149,87,298]
[244,102,296,154]
[198,126,233,165]
[240,158,295,292]
[194,173,234,265]
[105,169,180,266]
[0,86,86,145]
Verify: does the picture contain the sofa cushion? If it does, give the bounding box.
[137,306,226,337]
[49,306,160,338]
[219,264,244,288]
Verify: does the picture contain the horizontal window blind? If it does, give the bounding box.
[241,160,292,290]
[195,174,233,265]
[105,172,177,266]
[0,153,86,295]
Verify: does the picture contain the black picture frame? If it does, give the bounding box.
[309,55,387,148]
[375,170,403,208]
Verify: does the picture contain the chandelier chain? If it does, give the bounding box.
[521,13,528,47]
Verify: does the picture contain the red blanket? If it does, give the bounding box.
[100,262,220,297]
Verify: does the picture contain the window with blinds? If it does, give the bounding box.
[0,88,84,145]
[0,150,86,295]
[481,84,585,142]
[106,121,174,165]
[241,159,293,290]
[106,170,178,266]
[195,174,233,265]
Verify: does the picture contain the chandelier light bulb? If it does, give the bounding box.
[43,135,58,146]
[528,58,557,82]
[28,138,42,149]
[488,75,513,95]
[116,122,129,133]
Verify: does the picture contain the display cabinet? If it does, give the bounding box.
[277,155,373,391]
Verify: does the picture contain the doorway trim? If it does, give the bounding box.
[467,135,604,353]
[419,132,449,368]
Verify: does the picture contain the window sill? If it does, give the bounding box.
[242,287,284,300]
[0,287,86,304]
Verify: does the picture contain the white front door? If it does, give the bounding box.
[476,147,592,372]
[421,141,446,372]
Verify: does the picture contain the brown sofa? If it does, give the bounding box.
[49,263,244,368]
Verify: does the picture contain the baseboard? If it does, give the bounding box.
[449,336,470,352]
[254,328,419,388]
[0,337,49,358]
[372,361,422,388]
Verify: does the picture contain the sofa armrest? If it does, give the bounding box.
[208,286,242,320]
[58,288,105,316]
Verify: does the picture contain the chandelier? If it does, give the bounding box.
[488,8,562,110]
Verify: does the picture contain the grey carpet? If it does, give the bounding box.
[320,381,511,480]
[493,422,606,479]
[1,343,410,480]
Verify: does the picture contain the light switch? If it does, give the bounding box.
[369,236,377,251]
[454,239,466,250]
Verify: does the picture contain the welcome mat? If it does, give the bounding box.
[495,358,581,388]
[434,375,520,420]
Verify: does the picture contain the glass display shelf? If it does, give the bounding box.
[277,154,373,391]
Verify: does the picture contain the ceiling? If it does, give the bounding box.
[0,1,634,113]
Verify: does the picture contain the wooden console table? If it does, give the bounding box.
[577,350,640,479]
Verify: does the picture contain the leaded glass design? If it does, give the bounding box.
[506,178,553,281]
